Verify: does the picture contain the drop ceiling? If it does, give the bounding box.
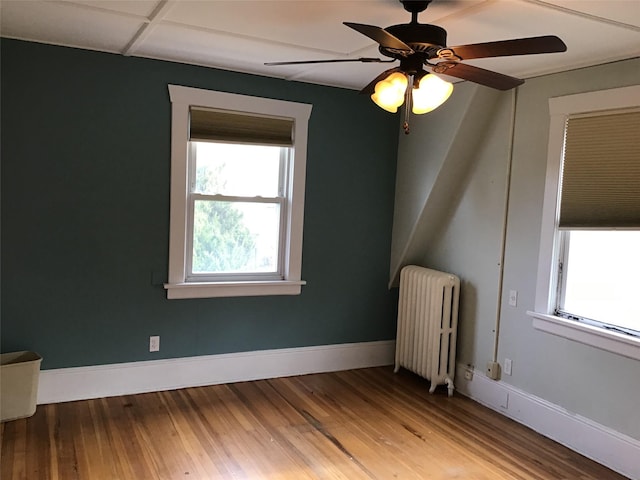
[1,0,638,90]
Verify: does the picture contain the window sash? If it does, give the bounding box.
[555,230,640,337]
[186,197,287,282]
[185,145,289,282]
[556,230,569,315]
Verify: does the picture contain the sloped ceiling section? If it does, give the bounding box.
[389,83,506,287]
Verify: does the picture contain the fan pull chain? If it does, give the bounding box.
[403,78,412,135]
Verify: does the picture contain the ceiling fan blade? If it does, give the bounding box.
[359,67,403,96]
[433,62,524,90]
[344,22,413,54]
[443,35,567,60]
[265,57,393,66]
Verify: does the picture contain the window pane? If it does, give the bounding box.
[192,200,281,275]
[562,231,640,332]
[193,142,282,197]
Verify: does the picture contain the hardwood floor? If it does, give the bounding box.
[0,367,627,479]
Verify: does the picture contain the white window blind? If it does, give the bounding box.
[190,108,294,146]
[559,109,640,228]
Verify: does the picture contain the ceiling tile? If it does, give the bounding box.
[136,22,343,70]
[437,1,640,79]
[0,1,144,53]
[162,1,408,54]
[540,0,640,28]
[287,61,404,90]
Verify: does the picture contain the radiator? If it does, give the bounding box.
[394,265,460,397]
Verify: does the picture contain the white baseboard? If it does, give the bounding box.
[455,363,640,480]
[37,340,395,405]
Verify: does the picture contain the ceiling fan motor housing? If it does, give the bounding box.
[381,23,447,63]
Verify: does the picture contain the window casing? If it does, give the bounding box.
[165,85,312,299]
[529,85,640,361]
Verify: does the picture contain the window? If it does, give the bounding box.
[529,85,640,360]
[557,230,640,335]
[189,141,286,281]
[165,85,312,299]
[555,109,640,336]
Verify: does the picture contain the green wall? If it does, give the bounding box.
[1,40,400,369]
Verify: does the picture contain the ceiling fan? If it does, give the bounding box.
[266,0,567,133]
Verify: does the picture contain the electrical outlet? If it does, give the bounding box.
[504,358,512,376]
[149,335,160,352]
[464,368,474,381]
[508,289,518,307]
[486,361,500,380]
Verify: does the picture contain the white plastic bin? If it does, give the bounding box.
[1,351,42,422]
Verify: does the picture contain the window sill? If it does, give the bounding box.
[527,311,640,361]
[164,280,306,299]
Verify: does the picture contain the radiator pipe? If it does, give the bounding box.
[492,88,518,364]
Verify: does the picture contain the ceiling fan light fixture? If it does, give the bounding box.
[411,73,453,114]
[268,1,567,121]
[371,71,408,113]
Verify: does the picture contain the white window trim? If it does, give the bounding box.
[527,84,640,361]
[164,85,312,299]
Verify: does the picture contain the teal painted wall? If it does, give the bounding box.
[1,40,400,369]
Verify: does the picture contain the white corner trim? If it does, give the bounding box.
[37,340,395,405]
[455,363,640,480]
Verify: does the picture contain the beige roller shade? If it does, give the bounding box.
[190,108,293,146]
[559,109,640,228]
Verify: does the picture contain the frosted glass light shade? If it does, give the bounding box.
[371,72,408,113]
[412,74,453,114]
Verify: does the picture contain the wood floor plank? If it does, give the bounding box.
[0,367,629,479]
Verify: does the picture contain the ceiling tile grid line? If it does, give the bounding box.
[53,0,154,21]
[123,0,176,56]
